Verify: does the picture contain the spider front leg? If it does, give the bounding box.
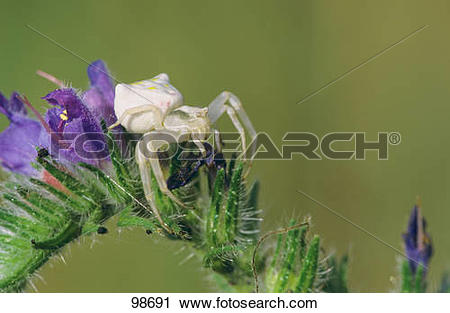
[138,130,189,209]
[191,132,208,156]
[135,142,173,234]
[207,91,257,176]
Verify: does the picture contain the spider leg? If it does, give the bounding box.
[225,106,246,158]
[108,105,163,130]
[214,129,223,153]
[135,142,173,234]
[191,132,208,156]
[139,130,189,209]
[207,91,257,176]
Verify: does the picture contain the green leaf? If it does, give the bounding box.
[414,264,426,293]
[224,163,243,242]
[29,178,88,214]
[295,235,320,292]
[322,255,349,292]
[265,234,283,290]
[101,121,136,190]
[36,158,99,207]
[206,169,225,247]
[117,205,157,233]
[401,260,413,293]
[78,162,127,202]
[31,220,81,250]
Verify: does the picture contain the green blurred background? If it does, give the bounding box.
[0,0,449,292]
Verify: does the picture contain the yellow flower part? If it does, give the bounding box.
[60,110,68,121]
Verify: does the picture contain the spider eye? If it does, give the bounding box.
[195,108,208,117]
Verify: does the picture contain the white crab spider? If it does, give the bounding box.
[109,73,256,234]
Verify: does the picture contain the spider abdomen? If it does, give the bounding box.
[114,73,183,133]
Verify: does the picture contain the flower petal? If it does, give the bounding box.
[42,88,108,166]
[84,60,116,125]
[0,91,27,120]
[0,92,43,176]
[87,60,115,104]
[42,89,84,121]
[403,205,433,274]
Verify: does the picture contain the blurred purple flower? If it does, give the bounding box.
[83,60,116,126]
[0,92,44,176]
[402,205,433,275]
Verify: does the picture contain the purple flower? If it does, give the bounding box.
[402,205,433,275]
[0,92,44,176]
[83,60,116,126]
[42,88,109,166]
[0,60,115,177]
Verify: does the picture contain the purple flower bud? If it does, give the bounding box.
[402,205,433,275]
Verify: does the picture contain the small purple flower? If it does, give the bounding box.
[402,205,433,275]
[42,88,109,166]
[0,60,114,177]
[0,92,44,176]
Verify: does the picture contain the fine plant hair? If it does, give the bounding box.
[252,221,310,292]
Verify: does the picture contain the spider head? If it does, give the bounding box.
[164,106,211,134]
[194,107,208,118]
